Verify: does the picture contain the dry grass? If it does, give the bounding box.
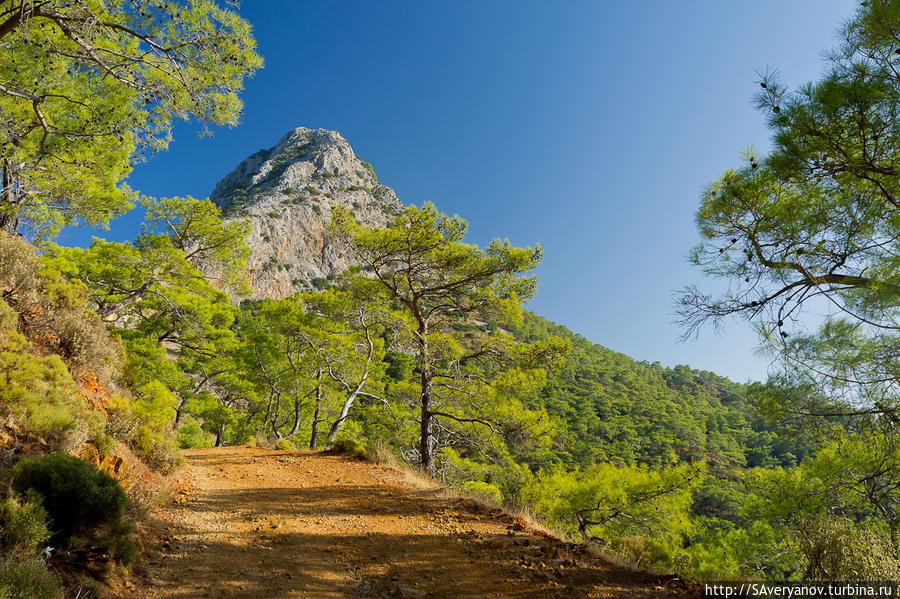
[362,451,580,548]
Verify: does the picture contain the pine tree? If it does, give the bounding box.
[0,0,262,235]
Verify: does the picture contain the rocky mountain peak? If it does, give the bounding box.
[209,127,404,299]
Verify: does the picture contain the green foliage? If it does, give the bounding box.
[360,160,378,183]
[9,454,135,564]
[681,0,900,459]
[680,1,900,579]
[131,385,184,474]
[508,313,808,470]
[47,196,253,464]
[0,493,50,555]
[140,196,251,294]
[332,203,555,473]
[461,481,503,505]
[49,198,249,322]
[106,391,184,474]
[528,462,701,570]
[0,323,86,447]
[0,232,121,378]
[0,300,14,332]
[685,520,786,580]
[0,556,61,599]
[116,332,187,393]
[177,415,214,449]
[0,489,60,599]
[330,437,369,460]
[0,0,262,235]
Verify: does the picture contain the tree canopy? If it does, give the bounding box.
[332,202,562,474]
[679,0,900,430]
[679,0,900,569]
[0,0,262,235]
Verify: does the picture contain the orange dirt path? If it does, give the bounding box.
[122,447,698,599]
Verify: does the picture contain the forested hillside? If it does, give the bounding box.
[3,192,823,581]
[509,314,806,470]
[4,0,900,596]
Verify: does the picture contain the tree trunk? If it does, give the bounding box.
[418,330,435,475]
[264,393,274,430]
[215,423,224,447]
[310,370,322,450]
[96,281,152,319]
[0,159,19,234]
[272,395,302,440]
[419,381,434,475]
[326,377,367,443]
[174,397,186,425]
[325,394,354,444]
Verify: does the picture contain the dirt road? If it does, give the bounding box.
[123,447,697,599]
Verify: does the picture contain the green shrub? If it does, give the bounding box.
[609,536,675,571]
[85,411,113,457]
[0,233,121,379]
[365,441,400,467]
[0,328,85,447]
[10,454,135,564]
[360,160,378,182]
[105,394,138,443]
[0,232,43,311]
[794,515,900,580]
[106,388,184,474]
[177,416,214,449]
[0,493,50,555]
[48,307,121,378]
[331,438,368,460]
[0,556,61,599]
[462,481,503,506]
[0,299,16,331]
[134,426,184,474]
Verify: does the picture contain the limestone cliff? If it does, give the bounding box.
[209,127,404,299]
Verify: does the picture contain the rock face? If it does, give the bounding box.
[209,127,404,299]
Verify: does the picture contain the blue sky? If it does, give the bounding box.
[58,0,856,383]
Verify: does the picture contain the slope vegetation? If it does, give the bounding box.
[510,313,807,470]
